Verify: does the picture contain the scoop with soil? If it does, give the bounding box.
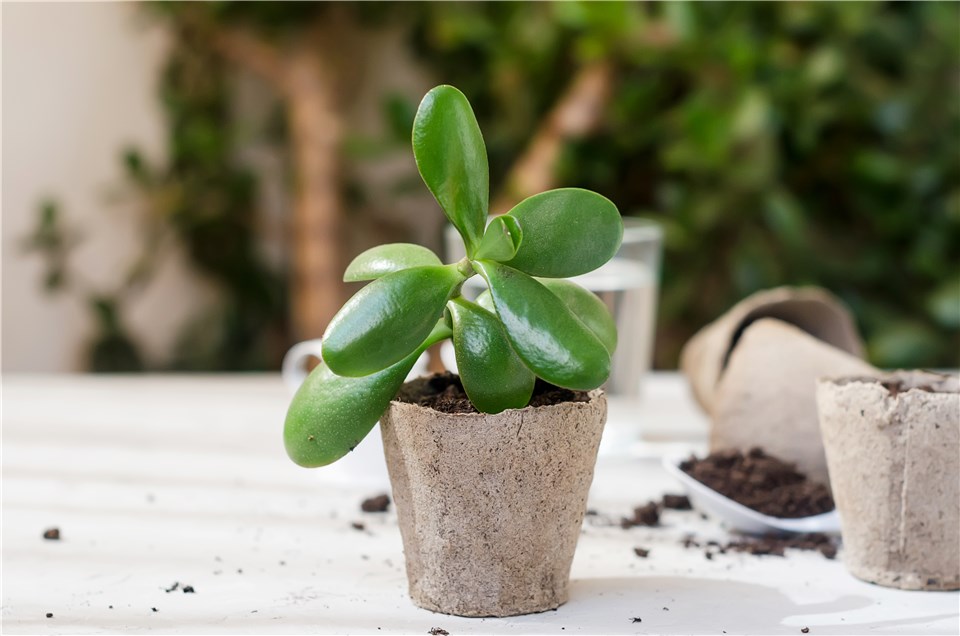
[664,448,840,535]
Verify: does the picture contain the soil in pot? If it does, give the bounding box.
[396,372,590,413]
[680,448,835,518]
[381,373,607,618]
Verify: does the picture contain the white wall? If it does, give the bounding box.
[2,3,211,372]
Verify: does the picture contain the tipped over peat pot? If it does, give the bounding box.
[817,371,960,590]
[679,286,873,486]
[379,376,607,617]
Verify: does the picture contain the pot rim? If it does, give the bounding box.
[389,384,605,418]
[817,370,959,395]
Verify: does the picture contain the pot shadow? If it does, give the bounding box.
[503,575,951,635]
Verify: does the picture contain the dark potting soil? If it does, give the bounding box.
[680,448,834,518]
[396,372,590,414]
[42,527,60,541]
[361,494,390,513]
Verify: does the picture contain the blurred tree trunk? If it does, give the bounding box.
[286,50,344,340]
[492,60,614,214]
[208,22,346,340]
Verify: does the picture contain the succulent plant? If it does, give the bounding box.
[285,85,623,467]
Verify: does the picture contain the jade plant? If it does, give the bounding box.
[285,85,623,467]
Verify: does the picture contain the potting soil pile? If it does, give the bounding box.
[680,448,834,518]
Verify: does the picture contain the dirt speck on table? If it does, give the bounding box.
[42,528,60,541]
[361,494,391,513]
[621,502,660,528]
[661,494,692,510]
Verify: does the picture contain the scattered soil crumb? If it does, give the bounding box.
[680,448,834,518]
[801,629,810,634]
[351,522,366,531]
[164,582,179,593]
[663,607,669,611]
[685,532,838,559]
[630,617,642,623]
[361,494,391,513]
[633,547,650,558]
[661,494,692,510]
[109,606,113,609]
[46,613,53,618]
[398,373,589,414]
[151,608,158,613]
[621,502,660,528]
[43,528,60,541]
[183,586,195,593]
[428,629,449,636]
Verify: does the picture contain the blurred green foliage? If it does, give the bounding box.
[410,1,960,368]
[28,1,959,370]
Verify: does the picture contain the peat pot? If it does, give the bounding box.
[817,371,960,591]
[380,379,607,617]
[680,286,873,486]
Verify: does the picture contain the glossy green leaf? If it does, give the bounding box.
[344,243,442,282]
[474,215,523,261]
[505,188,623,277]
[474,260,611,390]
[284,322,451,468]
[413,85,489,254]
[538,278,617,355]
[448,297,535,413]
[322,265,464,377]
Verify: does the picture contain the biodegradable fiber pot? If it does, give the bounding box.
[681,286,865,411]
[380,381,607,617]
[679,286,873,486]
[817,371,960,591]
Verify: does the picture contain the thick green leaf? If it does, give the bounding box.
[474,215,523,261]
[284,322,451,468]
[344,243,442,282]
[322,265,464,377]
[538,278,617,355]
[413,85,489,254]
[505,188,623,277]
[448,297,535,413]
[474,260,611,390]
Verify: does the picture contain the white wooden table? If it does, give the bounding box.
[3,374,957,635]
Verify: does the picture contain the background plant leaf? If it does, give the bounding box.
[448,297,535,413]
[474,260,610,390]
[504,188,623,278]
[412,85,489,254]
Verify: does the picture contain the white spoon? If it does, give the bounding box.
[662,455,841,535]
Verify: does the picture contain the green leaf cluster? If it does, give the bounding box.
[285,85,622,468]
